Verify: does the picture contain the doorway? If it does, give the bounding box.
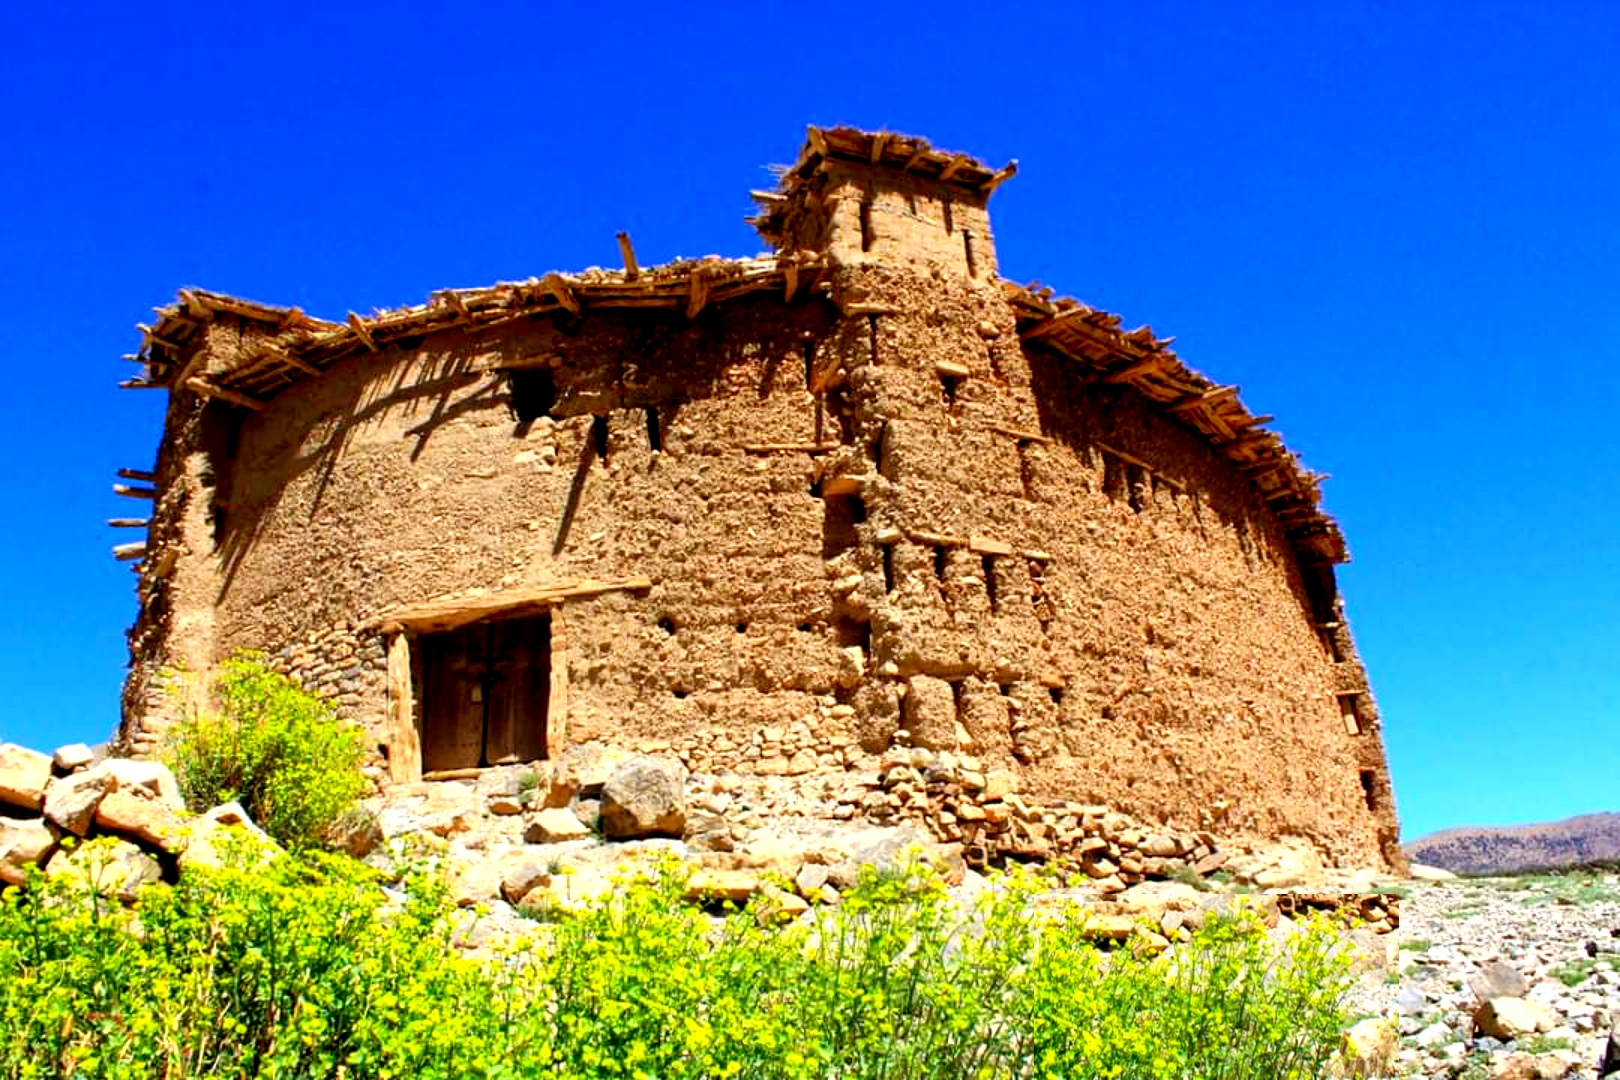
[419,615,551,772]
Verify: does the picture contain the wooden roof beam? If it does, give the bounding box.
[1168,386,1240,416]
[543,273,581,315]
[869,132,890,165]
[185,377,264,411]
[263,347,319,376]
[686,267,712,320]
[346,313,379,353]
[937,154,971,182]
[981,160,1019,193]
[1102,357,1163,384]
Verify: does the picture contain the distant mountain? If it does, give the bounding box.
[1405,812,1620,875]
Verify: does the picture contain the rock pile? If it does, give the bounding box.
[0,742,273,899]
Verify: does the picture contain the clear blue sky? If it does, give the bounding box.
[2,1,1614,841]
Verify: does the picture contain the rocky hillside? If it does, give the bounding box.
[1406,813,1620,876]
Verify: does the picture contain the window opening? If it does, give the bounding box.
[983,555,999,613]
[591,414,610,465]
[1358,769,1379,813]
[881,542,896,595]
[1017,440,1037,501]
[867,314,880,366]
[507,368,556,425]
[1048,685,1064,706]
[802,340,816,389]
[1339,694,1362,735]
[933,545,949,585]
[963,231,978,278]
[836,616,872,655]
[859,197,875,251]
[1126,463,1148,513]
[940,372,963,412]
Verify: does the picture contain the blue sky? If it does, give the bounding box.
[2,1,1614,840]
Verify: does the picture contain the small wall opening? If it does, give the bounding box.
[836,615,872,655]
[942,198,955,235]
[1102,451,1126,501]
[802,340,816,389]
[657,616,676,636]
[826,385,857,445]
[859,197,875,252]
[933,545,949,585]
[982,554,1000,613]
[1048,685,1064,706]
[940,372,964,412]
[1017,441,1037,501]
[507,368,557,425]
[1125,463,1148,513]
[880,542,896,595]
[867,314,880,366]
[1029,558,1053,630]
[591,414,611,465]
[645,407,662,453]
[963,231,978,278]
[821,493,866,559]
[1358,769,1379,813]
[420,615,550,772]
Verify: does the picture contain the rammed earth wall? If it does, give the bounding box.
[116,127,1401,870]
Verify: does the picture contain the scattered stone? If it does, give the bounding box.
[52,743,95,773]
[684,868,759,903]
[1474,996,1560,1040]
[525,807,590,844]
[1471,958,1531,1003]
[1338,1015,1398,1078]
[0,817,54,886]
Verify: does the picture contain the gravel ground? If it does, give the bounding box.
[1351,871,1620,1077]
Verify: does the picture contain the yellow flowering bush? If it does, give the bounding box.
[0,853,1355,1079]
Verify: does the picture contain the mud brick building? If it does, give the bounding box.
[112,126,1401,869]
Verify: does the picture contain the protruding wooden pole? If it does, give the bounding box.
[113,484,157,499]
[616,232,640,280]
[543,273,581,315]
[108,518,149,528]
[113,542,147,561]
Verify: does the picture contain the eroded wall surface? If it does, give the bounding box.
[122,155,1400,868]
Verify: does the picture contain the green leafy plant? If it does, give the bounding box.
[0,852,1358,1080]
[165,652,368,849]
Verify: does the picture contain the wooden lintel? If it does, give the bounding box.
[843,302,899,317]
[935,359,972,379]
[969,536,1015,557]
[112,541,147,562]
[369,576,653,635]
[346,313,379,353]
[741,442,843,453]
[820,475,864,497]
[184,377,264,411]
[108,517,149,528]
[909,529,968,549]
[117,468,155,482]
[113,483,156,500]
[543,273,581,316]
[686,269,711,320]
[616,232,640,280]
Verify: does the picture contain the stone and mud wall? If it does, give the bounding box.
[118,145,1399,870]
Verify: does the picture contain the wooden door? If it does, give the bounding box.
[420,616,550,772]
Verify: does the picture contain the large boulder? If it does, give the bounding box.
[52,744,96,773]
[0,818,55,886]
[43,770,114,836]
[599,757,687,840]
[47,838,161,902]
[0,744,53,812]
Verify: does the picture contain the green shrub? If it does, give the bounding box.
[165,652,368,849]
[0,852,1357,1080]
